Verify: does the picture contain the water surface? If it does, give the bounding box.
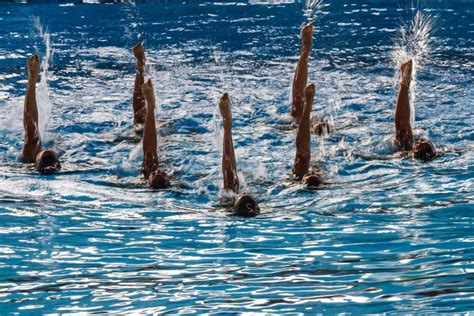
[0,1,473,313]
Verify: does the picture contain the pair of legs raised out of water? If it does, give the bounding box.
[132,43,170,190]
[290,23,332,189]
[291,23,332,136]
[210,84,321,216]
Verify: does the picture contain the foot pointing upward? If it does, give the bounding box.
[400,59,413,87]
[219,93,232,130]
[304,83,316,104]
[301,23,313,49]
[141,79,155,107]
[27,54,40,82]
[133,42,146,71]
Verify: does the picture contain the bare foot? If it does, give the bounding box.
[141,79,155,107]
[304,83,316,102]
[219,93,232,129]
[27,54,40,82]
[301,23,313,49]
[400,59,413,87]
[133,43,146,62]
[133,42,146,71]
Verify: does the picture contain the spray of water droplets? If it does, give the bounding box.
[392,10,435,127]
[304,0,325,25]
[33,17,54,142]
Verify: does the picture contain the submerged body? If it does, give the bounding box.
[22,54,61,174]
[22,55,41,163]
[219,93,260,217]
[133,44,170,189]
[292,83,324,187]
[141,78,170,189]
[395,60,436,161]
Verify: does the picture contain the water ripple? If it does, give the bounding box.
[0,0,472,313]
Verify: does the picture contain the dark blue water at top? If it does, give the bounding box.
[0,1,473,313]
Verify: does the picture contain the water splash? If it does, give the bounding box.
[33,17,54,142]
[212,49,226,87]
[212,49,225,156]
[121,2,142,46]
[392,10,434,128]
[128,142,142,162]
[213,95,225,196]
[314,133,327,163]
[303,0,325,24]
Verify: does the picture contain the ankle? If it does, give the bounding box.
[301,48,310,59]
[137,60,145,72]
[400,77,411,87]
[302,39,312,50]
[28,76,38,85]
[223,119,232,130]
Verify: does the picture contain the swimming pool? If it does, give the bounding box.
[0,1,473,313]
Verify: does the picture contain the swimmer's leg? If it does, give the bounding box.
[141,79,158,178]
[293,84,315,180]
[291,23,313,120]
[395,59,414,151]
[133,43,147,126]
[22,54,41,163]
[219,93,240,193]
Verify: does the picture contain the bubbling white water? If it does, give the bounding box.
[33,17,54,142]
[392,10,434,128]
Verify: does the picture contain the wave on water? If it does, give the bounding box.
[0,1,472,313]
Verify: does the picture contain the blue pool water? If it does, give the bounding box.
[0,1,473,313]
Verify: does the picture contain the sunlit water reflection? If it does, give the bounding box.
[0,1,473,313]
